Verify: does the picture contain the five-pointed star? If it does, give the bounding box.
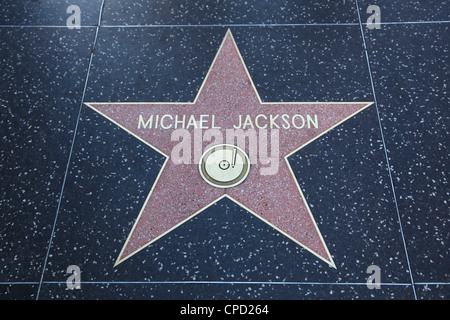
[86,30,372,268]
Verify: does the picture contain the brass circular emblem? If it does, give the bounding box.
[199,144,250,188]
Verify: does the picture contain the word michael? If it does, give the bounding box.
[137,113,319,130]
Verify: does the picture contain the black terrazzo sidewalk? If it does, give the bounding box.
[0,0,448,300]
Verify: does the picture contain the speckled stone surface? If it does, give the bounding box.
[362,24,449,294]
[0,1,448,301]
[0,0,103,26]
[37,281,414,300]
[358,0,449,22]
[0,27,96,298]
[101,0,359,25]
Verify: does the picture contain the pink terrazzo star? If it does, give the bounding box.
[86,30,373,268]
